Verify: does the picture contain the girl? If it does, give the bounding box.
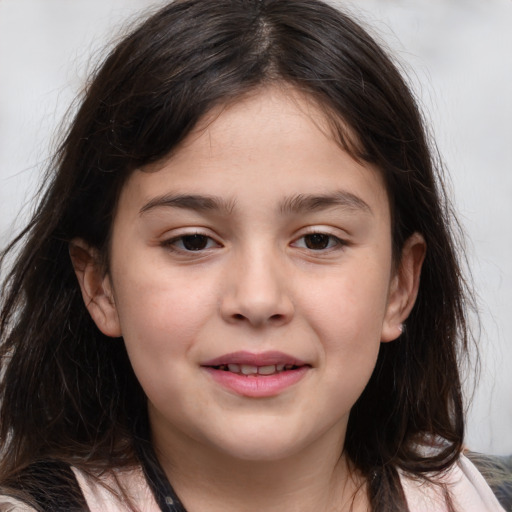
[0,0,505,510]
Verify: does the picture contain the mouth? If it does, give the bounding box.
[201,352,310,397]
[201,351,309,375]
[208,363,304,376]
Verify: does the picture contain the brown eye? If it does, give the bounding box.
[304,233,331,250]
[163,233,221,254]
[181,234,210,251]
[291,232,343,251]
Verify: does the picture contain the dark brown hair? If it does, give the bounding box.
[0,1,473,510]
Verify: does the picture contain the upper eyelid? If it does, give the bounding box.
[292,233,345,245]
[163,232,220,243]
[159,226,219,240]
[157,225,349,242]
[294,225,350,239]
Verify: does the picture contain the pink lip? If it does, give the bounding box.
[201,351,307,367]
[201,351,310,398]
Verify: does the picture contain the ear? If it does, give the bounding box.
[381,233,426,342]
[69,239,122,338]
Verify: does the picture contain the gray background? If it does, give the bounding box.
[0,0,511,455]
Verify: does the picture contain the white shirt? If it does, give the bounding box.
[0,455,506,511]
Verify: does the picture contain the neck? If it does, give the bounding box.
[151,424,368,512]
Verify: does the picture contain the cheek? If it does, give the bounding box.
[110,260,218,380]
[113,276,217,418]
[300,258,391,388]
[304,261,391,343]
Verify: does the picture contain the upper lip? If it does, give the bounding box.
[201,351,308,367]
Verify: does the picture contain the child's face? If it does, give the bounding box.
[78,87,422,463]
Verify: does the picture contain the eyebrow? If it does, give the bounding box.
[139,193,236,216]
[139,190,372,217]
[279,191,372,215]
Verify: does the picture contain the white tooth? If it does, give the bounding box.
[227,364,240,373]
[258,365,276,375]
[276,364,285,372]
[240,364,258,375]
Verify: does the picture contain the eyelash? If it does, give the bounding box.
[291,232,345,251]
[162,231,345,254]
[162,233,221,253]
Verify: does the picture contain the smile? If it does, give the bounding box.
[201,351,310,397]
[211,363,301,376]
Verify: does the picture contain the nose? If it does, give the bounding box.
[220,249,294,328]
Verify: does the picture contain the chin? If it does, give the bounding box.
[217,442,301,462]
[205,424,314,462]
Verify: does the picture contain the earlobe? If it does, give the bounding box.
[381,233,426,343]
[69,239,122,338]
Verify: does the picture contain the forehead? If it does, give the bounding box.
[172,86,360,166]
[118,86,390,222]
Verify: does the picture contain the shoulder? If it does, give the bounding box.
[0,459,87,512]
[0,496,36,512]
[400,454,506,512]
[466,451,512,511]
[72,465,159,512]
[0,462,159,512]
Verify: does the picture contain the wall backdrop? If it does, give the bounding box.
[0,0,511,455]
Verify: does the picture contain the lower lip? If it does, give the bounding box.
[203,367,309,398]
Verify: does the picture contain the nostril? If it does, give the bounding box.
[222,293,294,326]
[230,312,285,324]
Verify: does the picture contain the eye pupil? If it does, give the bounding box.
[305,233,330,250]
[182,234,208,251]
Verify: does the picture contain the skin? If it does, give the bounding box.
[72,86,425,512]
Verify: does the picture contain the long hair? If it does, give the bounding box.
[0,1,473,510]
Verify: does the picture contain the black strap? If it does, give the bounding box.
[136,442,188,512]
[134,416,187,512]
[6,460,89,511]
